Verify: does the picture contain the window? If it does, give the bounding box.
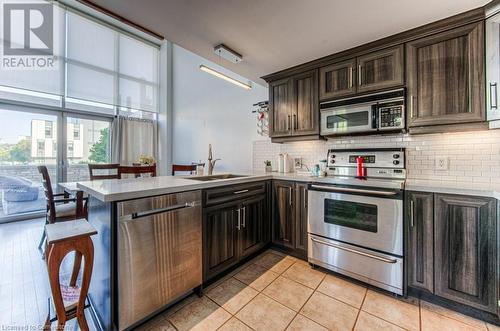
[45,121,53,138]
[74,126,80,140]
[67,141,74,157]
[37,140,45,157]
[0,3,160,115]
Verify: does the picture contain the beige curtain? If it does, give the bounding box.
[110,116,157,165]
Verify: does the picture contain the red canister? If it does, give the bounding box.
[356,156,364,178]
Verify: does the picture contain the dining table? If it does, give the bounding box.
[58,181,86,217]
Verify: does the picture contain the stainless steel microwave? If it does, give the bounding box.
[320,89,405,136]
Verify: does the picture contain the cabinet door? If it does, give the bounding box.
[357,45,404,94]
[292,70,319,136]
[486,12,500,122]
[239,195,267,259]
[406,191,434,293]
[294,183,308,253]
[319,59,356,100]
[272,181,295,248]
[407,22,485,128]
[203,204,240,281]
[434,194,497,313]
[269,78,292,137]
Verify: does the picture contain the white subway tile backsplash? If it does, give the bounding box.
[252,130,500,182]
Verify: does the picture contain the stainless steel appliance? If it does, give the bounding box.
[117,191,202,330]
[320,89,405,136]
[308,148,405,295]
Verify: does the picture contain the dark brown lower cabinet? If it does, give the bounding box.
[272,180,308,257]
[272,181,295,248]
[203,184,270,282]
[294,183,308,253]
[434,194,497,313]
[408,192,498,315]
[239,194,267,259]
[407,191,434,293]
[203,203,240,281]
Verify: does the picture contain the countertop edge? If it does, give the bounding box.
[77,173,500,202]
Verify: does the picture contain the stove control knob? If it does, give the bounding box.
[393,160,400,165]
[330,154,336,159]
[330,160,335,164]
[393,154,400,159]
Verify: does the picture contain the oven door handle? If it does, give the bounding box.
[311,237,398,264]
[309,185,398,196]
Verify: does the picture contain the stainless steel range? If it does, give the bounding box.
[307,148,405,295]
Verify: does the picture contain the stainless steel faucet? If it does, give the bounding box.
[207,144,220,175]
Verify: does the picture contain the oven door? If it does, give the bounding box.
[320,103,376,135]
[307,185,403,256]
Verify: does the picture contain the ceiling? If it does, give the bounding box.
[90,0,488,86]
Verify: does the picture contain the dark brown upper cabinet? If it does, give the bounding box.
[268,70,319,140]
[293,70,319,135]
[269,77,292,137]
[319,59,356,100]
[434,194,497,313]
[406,22,485,130]
[319,45,404,101]
[357,45,404,94]
[406,191,434,293]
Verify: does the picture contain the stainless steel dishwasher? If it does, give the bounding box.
[117,190,202,330]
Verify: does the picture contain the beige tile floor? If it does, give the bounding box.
[137,249,500,331]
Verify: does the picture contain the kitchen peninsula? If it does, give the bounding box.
[78,170,500,330]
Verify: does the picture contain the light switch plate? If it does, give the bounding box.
[435,157,449,170]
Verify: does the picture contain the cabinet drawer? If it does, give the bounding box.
[204,182,266,207]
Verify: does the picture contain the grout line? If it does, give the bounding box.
[351,288,367,330]
[419,298,422,331]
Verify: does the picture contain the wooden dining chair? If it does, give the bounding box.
[172,164,197,176]
[37,166,87,254]
[88,163,120,180]
[118,164,157,178]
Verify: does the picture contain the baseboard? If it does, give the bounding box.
[408,287,500,326]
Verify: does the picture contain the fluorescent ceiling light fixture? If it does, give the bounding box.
[199,65,252,90]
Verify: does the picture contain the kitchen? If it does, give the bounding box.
[1,0,500,331]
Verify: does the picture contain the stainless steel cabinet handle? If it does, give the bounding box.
[242,206,246,228]
[490,82,498,109]
[311,237,398,264]
[287,115,291,132]
[348,66,353,88]
[409,95,415,118]
[410,200,415,228]
[289,187,292,206]
[236,208,241,230]
[293,114,298,131]
[309,184,398,196]
[234,189,249,194]
[358,64,362,86]
[131,202,196,219]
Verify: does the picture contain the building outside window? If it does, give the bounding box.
[44,121,52,138]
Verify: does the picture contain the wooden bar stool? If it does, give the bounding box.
[44,219,97,331]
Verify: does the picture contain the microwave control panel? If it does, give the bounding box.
[379,105,403,129]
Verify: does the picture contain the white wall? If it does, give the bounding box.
[172,45,268,173]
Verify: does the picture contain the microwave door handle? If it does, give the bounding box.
[372,104,378,129]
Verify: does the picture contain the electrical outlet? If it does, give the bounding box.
[435,157,449,170]
[294,158,302,169]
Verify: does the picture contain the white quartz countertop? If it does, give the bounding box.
[77,171,500,202]
[405,179,500,199]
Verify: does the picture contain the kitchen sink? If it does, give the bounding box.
[186,174,249,181]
